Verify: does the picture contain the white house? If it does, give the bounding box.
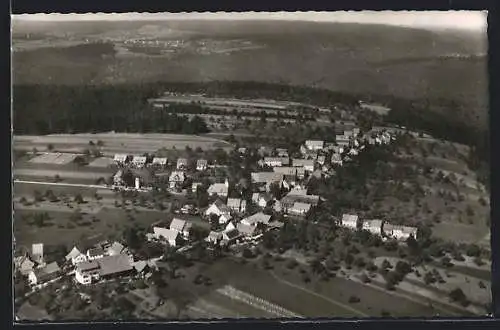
[176,158,188,170]
[227,198,246,213]
[291,159,314,172]
[207,180,229,199]
[288,202,312,216]
[153,227,181,246]
[113,154,129,164]
[169,171,185,189]
[362,219,384,236]
[75,260,100,285]
[206,231,223,244]
[152,157,168,168]
[304,140,324,151]
[331,153,343,166]
[341,214,359,230]
[241,212,271,226]
[65,246,87,265]
[169,218,192,239]
[196,159,208,171]
[132,156,147,168]
[28,262,60,286]
[75,254,133,285]
[31,243,44,265]
[383,224,418,241]
[205,200,233,224]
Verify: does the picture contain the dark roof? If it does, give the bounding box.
[224,229,240,240]
[97,254,133,277]
[76,261,100,272]
[88,247,105,257]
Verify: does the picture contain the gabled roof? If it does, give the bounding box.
[170,218,187,232]
[305,140,324,148]
[196,159,208,166]
[209,199,232,215]
[176,158,188,165]
[208,231,223,240]
[114,154,128,162]
[65,246,82,260]
[242,212,272,226]
[97,254,133,277]
[108,242,125,255]
[208,183,228,194]
[154,227,179,241]
[132,156,147,163]
[384,224,417,234]
[363,219,383,229]
[263,157,290,165]
[292,159,314,167]
[169,171,185,182]
[34,262,60,279]
[251,172,283,183]
[273,167,297,176]
[291,202,312,212]
[132,260,148,273]
[76,260,100,272]
[342,214,359,223]
[224,228,241,240]
[87,247,105,258]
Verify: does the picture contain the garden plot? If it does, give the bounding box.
[30,153,78,165]
[14,168,111,181]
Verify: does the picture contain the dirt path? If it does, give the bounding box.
[268,270,369,317]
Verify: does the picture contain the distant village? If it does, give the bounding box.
[15,125,420,290]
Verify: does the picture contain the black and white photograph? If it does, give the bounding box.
[11,11,491,321]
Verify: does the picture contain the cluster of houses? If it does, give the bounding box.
[340,214,418,241]
[147,218,193,247]
[14,243,63,287]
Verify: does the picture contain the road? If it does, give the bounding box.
[268,270,369,317]
[13,179,109,190]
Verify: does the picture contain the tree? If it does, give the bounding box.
[47,143,54,151]
[449,288,469,306]
[242,248,254,259]
[466,244,481,257]
[74,194,84,204]
[424,272,436,285]
[381,259,392,270]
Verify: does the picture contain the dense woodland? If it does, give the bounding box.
[13,81,488,163]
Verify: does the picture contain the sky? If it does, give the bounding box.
[13,11,487,32]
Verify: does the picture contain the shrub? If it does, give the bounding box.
[348,295,361,303]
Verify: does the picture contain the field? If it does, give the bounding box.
[13,133,233,155]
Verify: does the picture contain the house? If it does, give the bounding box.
[227,198,246,213]
[176,158,188,170]
[65,246,87,265]
[289,202,312,216]
[196,159,208,171]
[169,218,192,239]
[333,146,344,154]
[348,148,359,156]
[152,157,168,168]
[222,228,241,245]
[207,180,229,198]
[353,128,361,136]
[86,247,105,261]
[205,200,233,224]
[251,172,284,184]
[383,224,418,241]
[317,155,326,165]
[132,156,147,168]
[251,192,272,208]
[113,154,129,164]
[273,200,283,213]
[292,159,314,172]
[362,219,384,236]
[132,260,149,275]
[238,147,247,154]
[224,221,237,232]
[336,134,351,145]
[237,223,258,238]
[283,190,320,206]
[341,214,359,230]
[28,262,60,286]
[75,260,100,285]
[331,153,343,166]
[241,212,272,226]
[15,255,35,276]
[168,171,185,189]
[153,227,181,246]
[263,157,290,167]
[206,231,223,244]
[304,140,324,151]
[192,182,203,193]
[31,243,44,265]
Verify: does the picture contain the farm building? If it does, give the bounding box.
[75,254,134,285]
[341,214,359,230]
[241,212,272,226]
[383,224,418,241]
[75,260,100,285]
[169,218,193,239]
[227,198,246,213]
[196,159,208,171]
[28,262,60,286]
[362,219,384,236]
